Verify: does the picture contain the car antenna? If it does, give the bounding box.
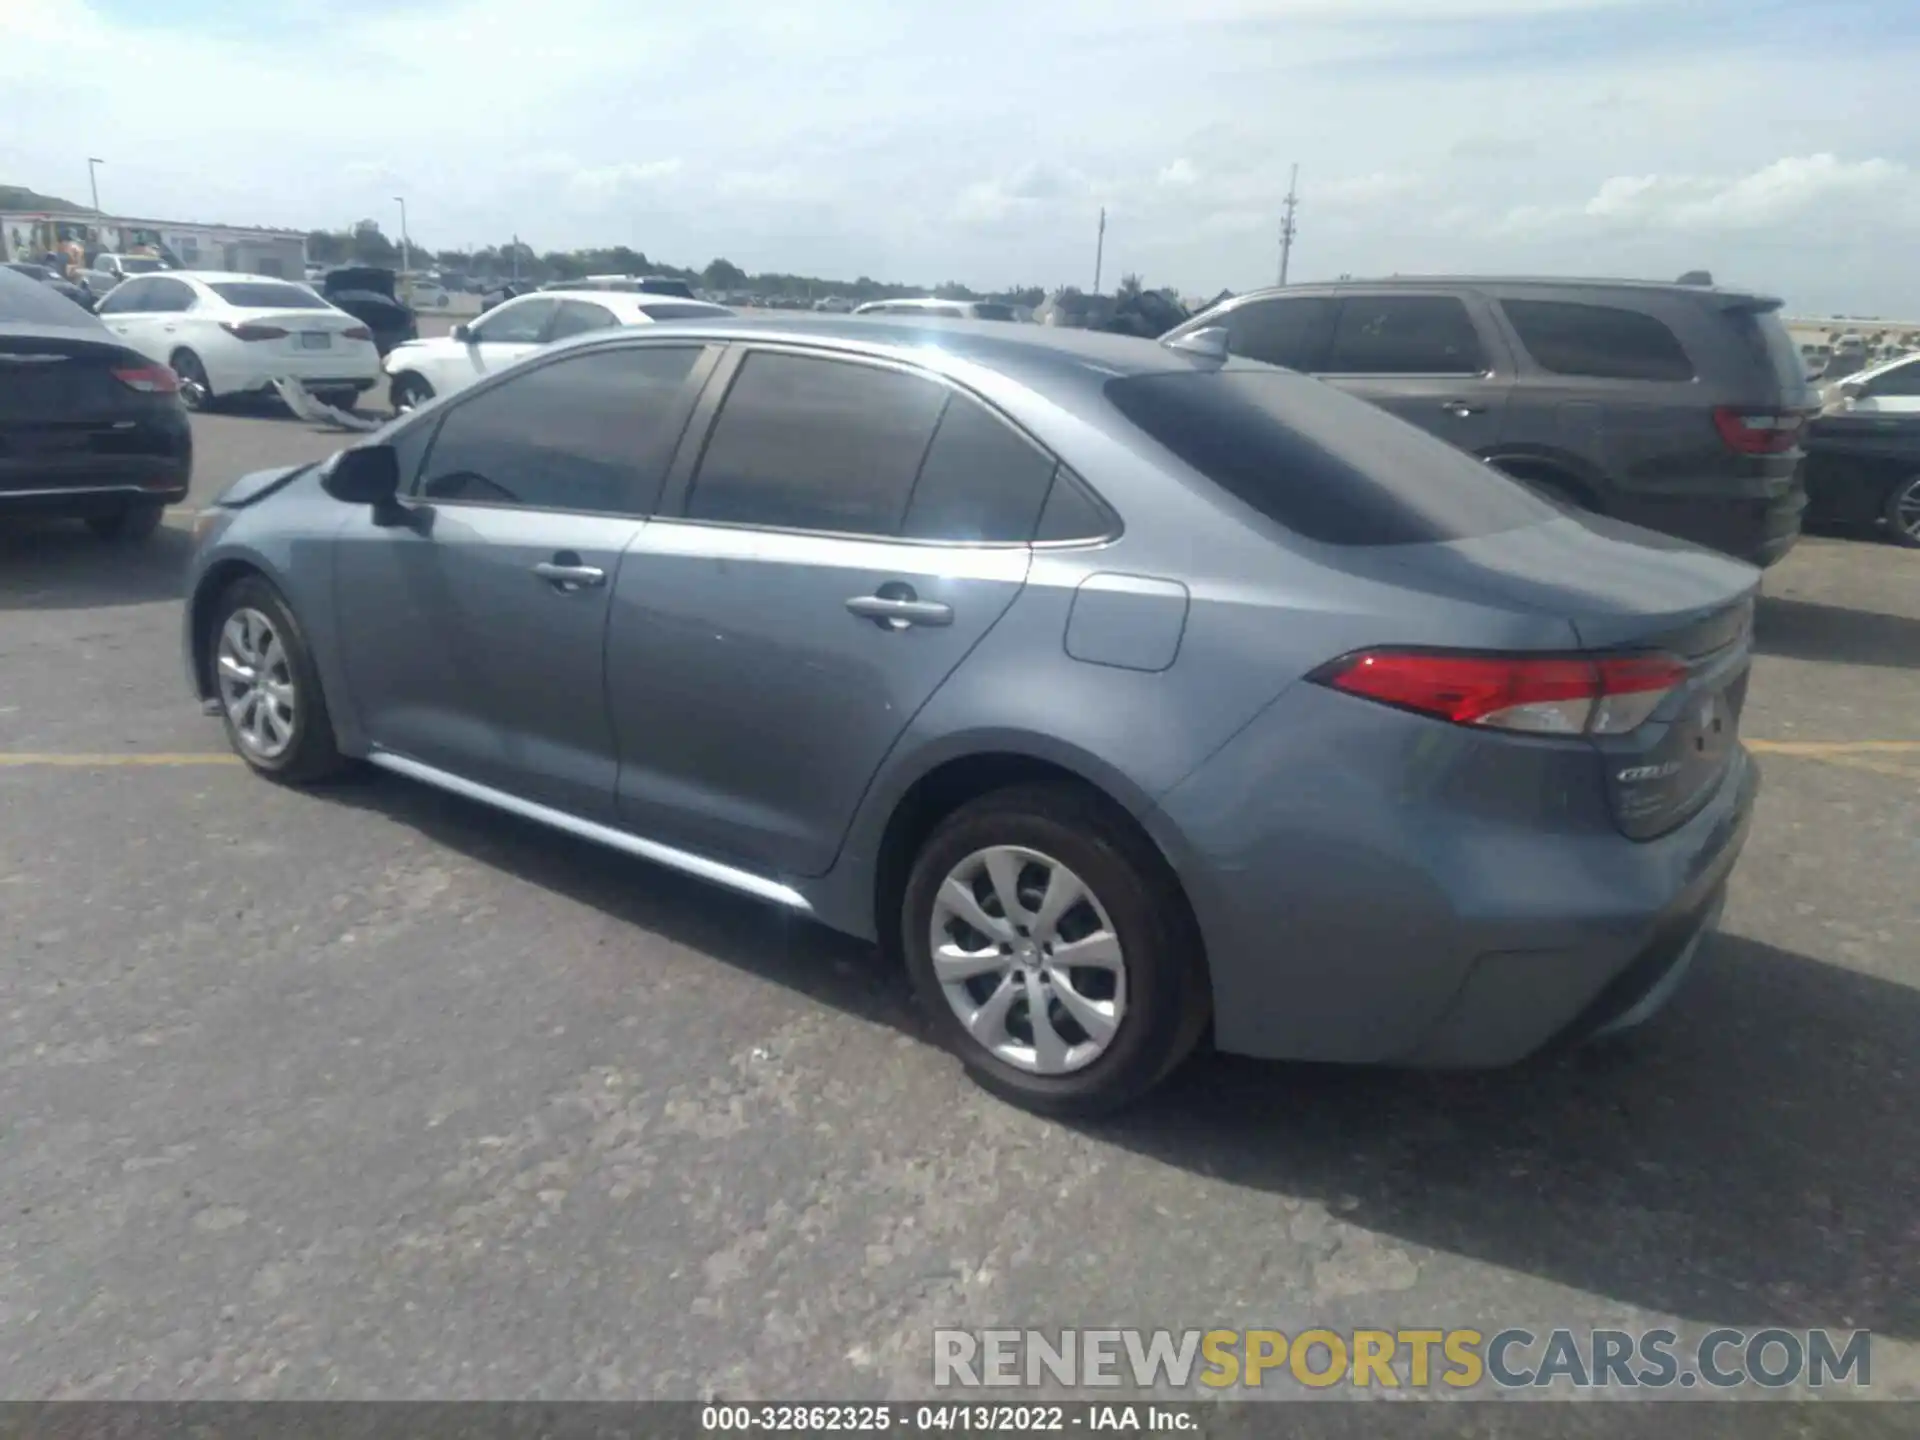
[1163,327,1230,365]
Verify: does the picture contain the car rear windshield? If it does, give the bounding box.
[638,302,724,320]
[1106,367,1558,547]
[971,303,1017,321]
[209,281,330,309]
[0,269,98,327]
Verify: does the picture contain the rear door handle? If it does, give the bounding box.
[846,594,953,629]
[534,559,606,592]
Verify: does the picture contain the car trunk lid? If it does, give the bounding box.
[1336,510,1758,840]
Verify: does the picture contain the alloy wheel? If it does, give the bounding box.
[1894,475,1920,544]
[216,607,298,761]
[929,845,1128,1075]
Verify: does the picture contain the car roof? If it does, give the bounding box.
[1219,275,1782,308]
[155,270,303,285]
[534,290,729,316]
[549,313,1201,394]
[1844,349,1920,383]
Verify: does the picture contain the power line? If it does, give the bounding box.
[1277,164,1300,287]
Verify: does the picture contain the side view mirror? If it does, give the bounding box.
[321,444,400,506]
[451,322,473,342]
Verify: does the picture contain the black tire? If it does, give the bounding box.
[206,575,351,785]
[1884,473,1920,549]
[85,501,165,543]
[390,372,434,412]
[313,388,361,413]
[901,783,1210,1117]
[170,349,214,412]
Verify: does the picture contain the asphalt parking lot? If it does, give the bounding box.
[1,381,1917,1412]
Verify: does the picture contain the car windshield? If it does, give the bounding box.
[209,281,331,309]
[1106,367,1557,547]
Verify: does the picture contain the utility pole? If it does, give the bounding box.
[86,157,105,214]
[393,195,410,277]
[1093,206,1106,293]
[511,233,521,281]
[1277,163,1300,287]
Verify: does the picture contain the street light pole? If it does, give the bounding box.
[87,157,104,213]
[393,196,410,278]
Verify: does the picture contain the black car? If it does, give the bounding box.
[316,266,417,356]
[1165,275,1817,568]
[0,267,192,541]
[2,260,97,313]
[1803,412,1920,548]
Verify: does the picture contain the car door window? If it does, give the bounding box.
[548,299,618,341]
[1500,299,1694,381]
[1864,358,1920,397]
[1221,295,1337,371]
[685,352,947,534]
[471,297,557,344]
[414,345,704,513]
[901,392,1058,543]
[146,278,198,313]
[1326,295,1487,375]
[97,278,155,314]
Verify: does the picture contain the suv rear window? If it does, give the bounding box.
[1106,368,1556,547]
[1501,299,1694,381]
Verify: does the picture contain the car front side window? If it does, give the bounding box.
[412,345,705,513]
[97,278,153,314]
[471,297,557,344]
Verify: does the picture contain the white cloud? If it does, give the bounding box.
[2,1,1917,312]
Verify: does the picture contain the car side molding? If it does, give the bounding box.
[365,749,813,912]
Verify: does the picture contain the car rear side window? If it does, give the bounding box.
[1326,296,1487,375]
[1220,295,1337,370]
[208,281,329,309]
[687,352,947,534]
[901,393,1057,543]
[1106,368,1556,546]
[1501,299,1694,381]
[414,346,703,513]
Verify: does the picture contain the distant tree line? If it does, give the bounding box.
[304,221,1050,306]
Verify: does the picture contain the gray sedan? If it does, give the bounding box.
[183,316,1760,1114]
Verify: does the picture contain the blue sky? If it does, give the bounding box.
[6,0,1919,313]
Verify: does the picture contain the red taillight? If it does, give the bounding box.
[1314,649,1688,736]
[220,322,289,342]
[1713,406,1803,455]
[111,362,181,394]
[343,325,373,342]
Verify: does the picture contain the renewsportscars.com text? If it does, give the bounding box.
[932,1327,1872,1392]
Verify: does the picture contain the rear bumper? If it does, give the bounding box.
[1,453,191,514]
[1609,482,1805,568]
[1156,680,1761,1067]
[206,347,382,397]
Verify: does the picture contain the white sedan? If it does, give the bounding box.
[96,271,381,412]
[381,289,732,410]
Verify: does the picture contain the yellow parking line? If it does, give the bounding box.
[1747,740,1920,755]
[0,753,239,767]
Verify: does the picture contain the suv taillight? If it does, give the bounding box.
[111,363,181,394]
[221,322,289,342]
[1713,407,1803,455]
[1312,649,1687,736]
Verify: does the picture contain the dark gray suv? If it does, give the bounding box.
[1167,277,1816,567]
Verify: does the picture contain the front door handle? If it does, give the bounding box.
[534,558,606,592]
[1441,400,1485,418]
[846,594,953,629]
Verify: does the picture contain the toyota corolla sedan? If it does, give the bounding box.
[182,316,1760,1114]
